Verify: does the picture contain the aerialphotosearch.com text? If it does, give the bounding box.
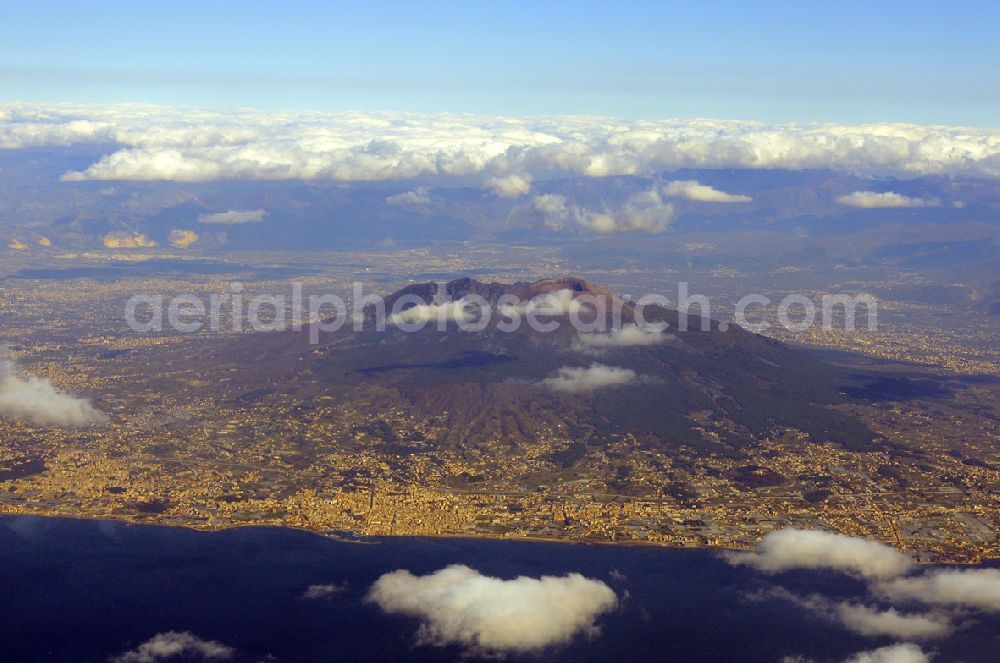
[124,281,878,344]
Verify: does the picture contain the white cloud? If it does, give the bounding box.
[0,360,108,427]
[725,528,912,580]
[111,631,234,662]
[662,180,752,202]
[386,186,431,206]
[532,188,675,234]
[4,104,997,185]
[541,363,638,393]
[366,564,617,654]
[577,188,675,233]
[486,173,533,197]
[841,643,931,663]
[303,583,346,600]
[876,567,1000,612]
[103,232,157,249]
[498,288,585,317]
[168,229,199,248]
[773,590,952,640]
[196,209,266,225]
[532,194,571,231]
[388,299,482,327]
[574,324,673,350]
[834,603,952,640]
[835,191,940,208]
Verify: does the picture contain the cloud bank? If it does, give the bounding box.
[3,104,999,186]
[835,191,941,208]
[366,564,617,653]
[542,363,638,393]
[111,631,234,662]
[0,360,108,427]
[196,209,266,225]
[662,179,752,202]
[726,528,912,580]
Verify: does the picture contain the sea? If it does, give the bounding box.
[0,516,996,662]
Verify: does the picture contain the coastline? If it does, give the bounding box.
[2,508,996,566]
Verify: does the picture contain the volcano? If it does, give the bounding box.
[212,277,875,455]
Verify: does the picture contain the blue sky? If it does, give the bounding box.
[2,0,998,125]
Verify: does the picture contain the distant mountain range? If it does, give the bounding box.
[1,151,997,253]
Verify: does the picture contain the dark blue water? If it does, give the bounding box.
[0,516,996,662]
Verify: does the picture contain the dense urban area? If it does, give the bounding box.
[1,246,997,563]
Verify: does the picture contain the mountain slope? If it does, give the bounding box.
[215,277,876,454]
